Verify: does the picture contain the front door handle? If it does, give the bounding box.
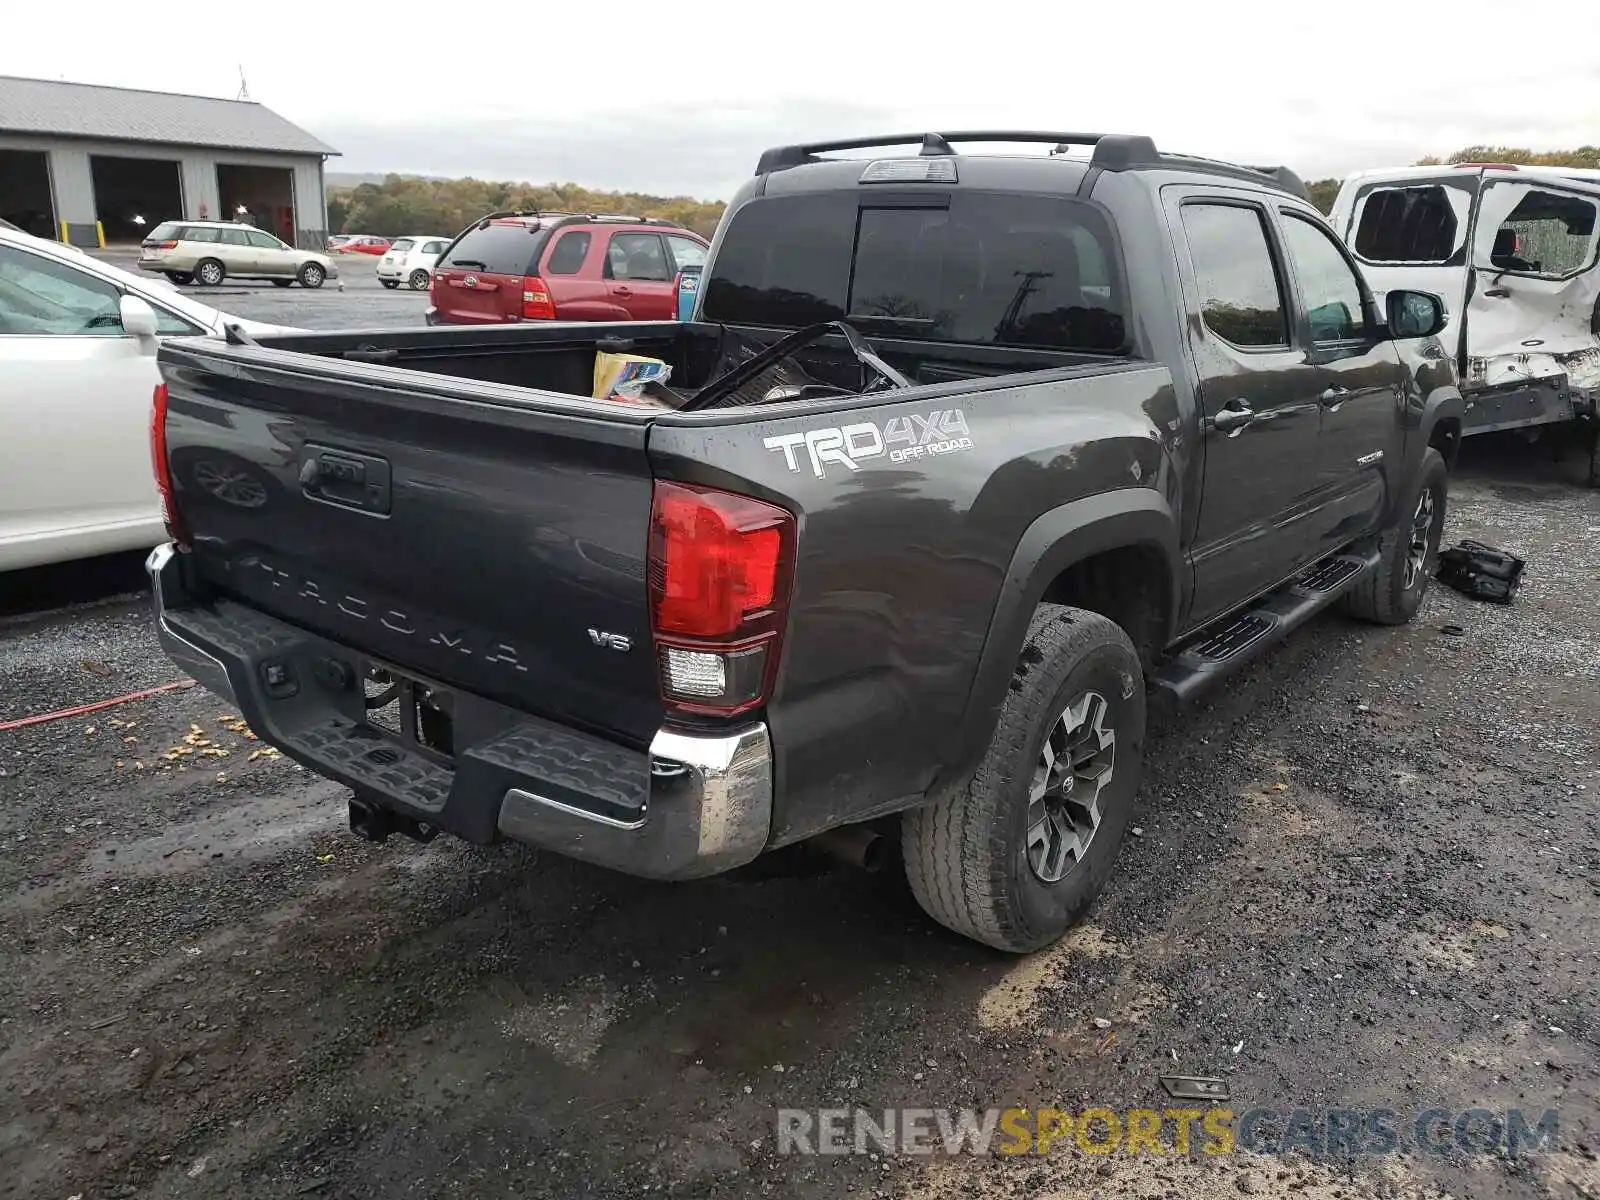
[1320,386,1351,409]
[1210,400,1255,436]
[1483,287,1510,298]
[612,285,633,297]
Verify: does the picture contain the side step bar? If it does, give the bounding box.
[1152,546,1380,703]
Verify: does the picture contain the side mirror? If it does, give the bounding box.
[120,294,159,343]
[1386,289,1448,339]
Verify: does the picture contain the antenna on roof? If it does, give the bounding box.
[236,65,251,102]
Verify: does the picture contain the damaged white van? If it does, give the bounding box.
[1329,163,1599,474]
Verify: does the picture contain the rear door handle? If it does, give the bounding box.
[1210,400,1255,436]
[1320,386,1351,409]
[612,286,633,297]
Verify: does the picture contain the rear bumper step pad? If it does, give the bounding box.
[146,544,772,880]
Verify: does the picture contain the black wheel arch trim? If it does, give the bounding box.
[929,487,1179,800]
[1394,383,1464,523]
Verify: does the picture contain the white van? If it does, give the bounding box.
[1329,164,1600,456]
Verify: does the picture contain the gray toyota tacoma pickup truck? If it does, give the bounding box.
[146,131,1464,952]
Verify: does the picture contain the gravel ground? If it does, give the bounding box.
[2,438,1597,1200]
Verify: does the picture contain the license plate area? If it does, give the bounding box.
[361,661,455,764]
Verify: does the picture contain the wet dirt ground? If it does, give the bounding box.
[2,439,1597,1200]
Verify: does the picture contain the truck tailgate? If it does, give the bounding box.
[159,338,662,748]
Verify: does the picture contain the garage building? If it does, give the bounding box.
[0,75,337,249]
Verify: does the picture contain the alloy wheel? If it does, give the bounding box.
[1404,487,1437,590]
[1025,690,1116,884]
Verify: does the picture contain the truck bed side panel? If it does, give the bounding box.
[647,362,1181,845]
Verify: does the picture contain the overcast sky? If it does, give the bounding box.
[5,1,1598,199]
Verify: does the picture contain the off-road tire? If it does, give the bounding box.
[297,262,326,289]
[408,269,430,290]
[194,258,225,287]
[1342,447,1447,625]
[902,605,1146,953]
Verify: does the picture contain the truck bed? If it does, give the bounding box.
[154,317,1164,846]
[248,319,1108,403]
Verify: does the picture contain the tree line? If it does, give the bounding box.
[326,146,1600,235]
[325,174,725,240]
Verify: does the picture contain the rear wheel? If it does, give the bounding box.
[194,258,225,287]
[408,269,430,291]
[902,605,1146,953]
[298,262,326,289]
[1342,447,1448,625]
[380,279,399,290]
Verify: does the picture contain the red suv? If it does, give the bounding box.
[426,212,710,325]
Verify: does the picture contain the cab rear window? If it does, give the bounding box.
[702,191,1127,353]
[440,223,544,276]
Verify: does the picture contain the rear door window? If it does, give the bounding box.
[1180,202,1289,348]
[701,192,1127,352]
[217,228,251,247]
[606,233,672,281]
[545,231,592,275]
[441,223,541,276]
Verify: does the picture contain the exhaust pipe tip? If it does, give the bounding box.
[808,824,887,874]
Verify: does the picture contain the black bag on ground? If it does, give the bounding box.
[1435,540,1526,604]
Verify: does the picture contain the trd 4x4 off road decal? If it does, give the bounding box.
[763,410,973,478]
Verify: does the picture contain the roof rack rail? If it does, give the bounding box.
[467,209,679,231]
[755,131,1128,174]
[474,209,542,223]
[578,212,677,225]
[1172,157,1312,201]
[752,131,1311,199]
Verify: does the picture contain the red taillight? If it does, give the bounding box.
[153,240,178,251]
[149,383,191,546]
[521,275,555,320]
[648,482,795,715]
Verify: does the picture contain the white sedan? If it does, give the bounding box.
[0,226,292,572]
[376,235,451,290]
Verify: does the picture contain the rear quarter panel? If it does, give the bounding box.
[648,363,1180,845]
